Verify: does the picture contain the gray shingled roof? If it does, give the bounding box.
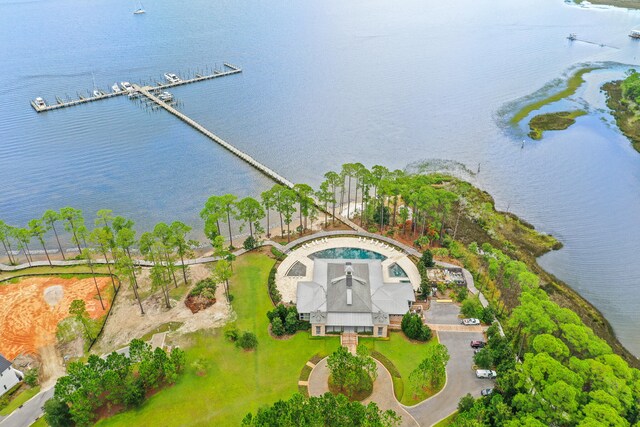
[371,283,415,315]
[326,263,372,313]
[0,354,12,372]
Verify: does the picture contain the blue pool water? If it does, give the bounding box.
[309,247,387,260]
[388,263,408,278]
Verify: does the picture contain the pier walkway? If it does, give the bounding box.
[134,84,295,189]
[30,64,241,113]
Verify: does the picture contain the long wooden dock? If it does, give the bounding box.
[30,63,241,113]
[135,84,295,188]
[29,62,364,231]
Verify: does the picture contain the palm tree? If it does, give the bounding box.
[236,197,265,240]
[88,227,118,292]
[28,219,52,265]
[59,207,84,253]
[170,221,194,284]
[323,171,341,225]
[261,187,276,238]
[42,210,65,260]
[0,220,16,265]
[12,227,33,266]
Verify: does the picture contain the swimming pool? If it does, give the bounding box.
[388,263,408,278]
[308,247,387,260]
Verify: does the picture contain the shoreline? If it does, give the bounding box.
[574,0,640,9]
[602,80,640,153]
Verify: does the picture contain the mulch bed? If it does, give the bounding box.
[184,295,216,314]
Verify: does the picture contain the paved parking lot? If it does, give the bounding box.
[407,330,495,426]
[424,300,463,325]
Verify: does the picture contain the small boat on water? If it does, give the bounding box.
[120,81,134,92]
[630,30,640,39]
[164,73,181,83]
[93,89,105,97]
[158,91,173,102]
[133,2,145,14]
[33,97,46,108]
[112,83,121,93]
[567,33,577,41]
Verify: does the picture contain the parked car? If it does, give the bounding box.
[462,318,480,325]
[481,388,493,396]
[470,340,486,349]
[476,369,497,379]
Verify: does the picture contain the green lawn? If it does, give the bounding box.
[0,386,41,416]
[0,265,112,282]
[95,252,433,426]
[96,253,340,427]
[510,67,597,125]
[433,411,458,426]
[361,333,440,405]
[30,417,47,427]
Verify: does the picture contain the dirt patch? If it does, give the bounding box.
[93,264,232,354]
[184,295,216,314]
[0,276,111,361]
[43,285,63,307]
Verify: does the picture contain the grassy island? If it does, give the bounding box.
[527,110,587,139]
[603,72,640,152]
[511,67,596,125]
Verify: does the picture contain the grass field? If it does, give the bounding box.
[96,253,341,427]
[433,411,457,426]
[510,67,597,125]
[86,251,436,425]
[0,386,41,416]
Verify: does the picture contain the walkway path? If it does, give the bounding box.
[308,358,418,427]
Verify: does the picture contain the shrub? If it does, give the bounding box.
[237,332,258,350]
[480,306,495,324]
[224,326,239,342]
[474,347,493,369]
[24,368,39,387]
[270,246,285,261]
[401,312,432,342]
[461,297,484,319]
[453,287,468,302]
[420,250,435,268]
[458,393,475,413]
[267,266,282,303]
[271,317,285,336]
[189,278,217,298]
[243,236,258,250]
[285,310,299,335]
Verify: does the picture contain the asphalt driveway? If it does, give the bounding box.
[406,330,495,426]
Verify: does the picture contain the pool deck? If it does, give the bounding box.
[275,236,420,304]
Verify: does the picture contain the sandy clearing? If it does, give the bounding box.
[0,276,111,360]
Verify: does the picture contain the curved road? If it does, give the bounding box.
[308,358,418,427]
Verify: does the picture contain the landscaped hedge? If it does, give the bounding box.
[267,265,282,304]
[270,247,285,261]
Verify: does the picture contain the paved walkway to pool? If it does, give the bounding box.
[275,236,421,304]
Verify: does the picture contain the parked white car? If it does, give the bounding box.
[476,369,497,379]
[462,318,480,325]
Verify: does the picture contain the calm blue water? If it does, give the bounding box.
[2,0,640,355]
[309,247,387,261]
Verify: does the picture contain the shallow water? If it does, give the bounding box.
[2,0,640,355]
